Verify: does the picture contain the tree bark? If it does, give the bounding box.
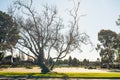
[37,54,50,73]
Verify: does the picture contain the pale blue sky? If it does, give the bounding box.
[0,0,120,61]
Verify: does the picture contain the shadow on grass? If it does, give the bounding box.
[108,69,120,72]
[0,72,69,80]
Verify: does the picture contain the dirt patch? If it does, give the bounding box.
[53,67,110,73]
[0,67,110,73]
[0,67,40,73]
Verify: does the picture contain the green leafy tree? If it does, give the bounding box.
[68,56,72,66]
[98,29,117,68]
[63,59,69,64]
[83,58,89,67]
[0,11,19,63]
[95,58,100,66]
[115,15,120,63]
[0,11,19,50]
[72,58,80,66]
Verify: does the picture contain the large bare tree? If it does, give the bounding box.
[11,0,91,73]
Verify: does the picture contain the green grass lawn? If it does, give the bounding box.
[0,72,120,79]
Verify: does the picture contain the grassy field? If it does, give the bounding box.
[0,72,120,79]
[0,67,120,79]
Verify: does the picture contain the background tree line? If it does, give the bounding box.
[0,53,101,68]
